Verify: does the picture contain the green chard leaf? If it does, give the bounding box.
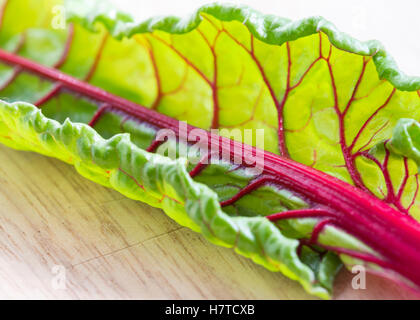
[1,0,420,299]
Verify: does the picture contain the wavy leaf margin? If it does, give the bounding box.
[0,100,341,299]
[65,0,420,92]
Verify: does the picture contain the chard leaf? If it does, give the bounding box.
[1,0,420,299]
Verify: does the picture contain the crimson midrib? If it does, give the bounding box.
[1,39,420,289]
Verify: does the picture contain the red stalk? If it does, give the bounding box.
[1,48,420,289]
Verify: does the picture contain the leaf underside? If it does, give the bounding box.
[1,0,420,299]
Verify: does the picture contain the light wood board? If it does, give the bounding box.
[0,144,418,299]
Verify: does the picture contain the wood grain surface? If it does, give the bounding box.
[0,144,419,300]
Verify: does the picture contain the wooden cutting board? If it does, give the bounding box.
[0,144,418,299]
